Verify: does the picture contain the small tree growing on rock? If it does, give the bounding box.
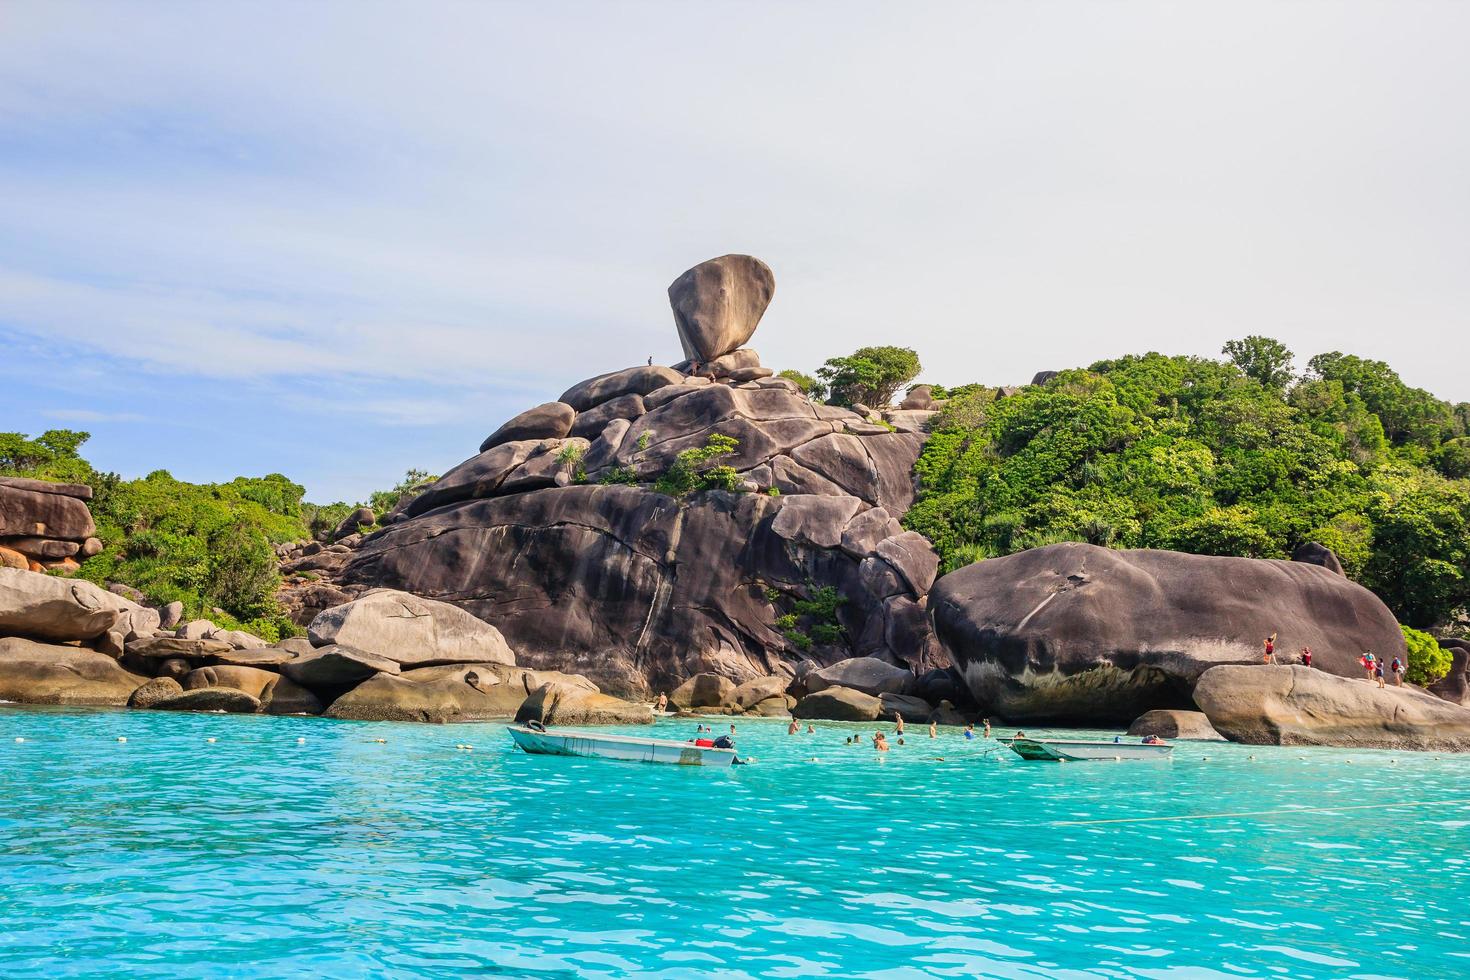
[655,434,741,498]
[817,346,921,408]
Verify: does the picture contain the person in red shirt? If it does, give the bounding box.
[1301,647,1312,668]
[1263,633,1277,664]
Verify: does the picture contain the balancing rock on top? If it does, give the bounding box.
[668,254,775,364]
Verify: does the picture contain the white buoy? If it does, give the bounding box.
[117,736,127,743]
[14,736,25,743]
[374,738,386,744]
[296,737,306,745]
[206,737,217,743]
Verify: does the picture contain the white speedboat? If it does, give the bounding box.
[507,724,738,767]
[1006,737,1173,762]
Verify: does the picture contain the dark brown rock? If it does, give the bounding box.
[281,644,400,693]
[0,484,95,540]
[560,365,683,412]
[668,254,775,363]
[125,636,234,660]
[1,537,80,559]
[806,657,913,697]
[1292,542,1345,576]
[150,687,262,713]
[401,440,551,519]
[931,542,1410,724]
[792,686,881,721]
[326,664,592,723]
[128,676,184,708]
[1428,639,1470,706]
[569,394,645,440]
[0,637,148,705]
[0,476,93,500]
[1126,709,1224,741]
[875,532,939,596]
[480,401,576,453]
[515,680,655,726]
[770,495,862,549]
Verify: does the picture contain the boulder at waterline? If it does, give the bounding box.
[0,567,119,641]
[150,687,262,714]
[0,637,149,705]
[791,685,882,722]
[877,692,934,723]
[730,674,788,710]
[308,589,515,668]
[326,664,594,723]
[514,681,655,727]
[745,696,793,717]
[930,542,1408,724]
[1126,709,1225,741]
[1193,665,1470,751]
[805,657,913,698]
[480,402,576,453]
[183,665,322,715]
[281,644,400,693]
[127,676,184,708]
[667,254,775,363]
[669,672,736,710]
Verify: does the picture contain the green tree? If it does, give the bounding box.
[816,346,921,407]
[1222,336,1295,391]
[1401,625,1452,686]
[654,434,741,497]
[777,369,825,401]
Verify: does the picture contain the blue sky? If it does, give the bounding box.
[3,2,1467,501]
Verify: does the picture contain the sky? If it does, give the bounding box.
[2,1,1467,502]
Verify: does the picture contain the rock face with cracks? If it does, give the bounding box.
[341,255,944,698]
[930,542,1406,724]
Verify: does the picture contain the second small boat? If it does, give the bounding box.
[507,723,739,767]
[1006,737,1174,762]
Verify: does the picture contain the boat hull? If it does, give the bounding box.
[507,727,737,767]
[1008,738,1173,762]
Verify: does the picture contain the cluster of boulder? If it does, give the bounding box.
[0,566,649,725]
[338,254,948,697]
[0,477,104,573]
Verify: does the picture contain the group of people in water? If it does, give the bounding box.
[1261,632,1406,688]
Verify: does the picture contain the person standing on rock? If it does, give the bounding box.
[1362,651,1377,679]
[655,693,668,713]
[1301,647,1312,668]
[1374,660,1386,689]
[1392,656,1405,686]
[1263,633,1277,664]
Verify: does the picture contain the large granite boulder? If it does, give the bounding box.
[668,254,775,363]
[560,366,683,412]
[1193,664,1470,751]
[342,485,892,695]
[1126,709,1225,741]
[480,402,576,453]
[0,482,96,540]
[877,692,933,723]
[0,567,119,641]
[308,589,515,668]
[730,674,788,710]
[791,685,882,721]
[930,542,1408,724]
[281,644,400,693]
[805,657,914,697]
[400,439,553,519]
[326,664,592,723]
[124,635,234,661]
[0,637,148,705]
[128,676,184,708]
[669,672,737,710]
[514,680,655,726]
[150,687,262,713]
[183,665,322,715]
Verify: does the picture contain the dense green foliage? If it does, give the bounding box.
[654,434,740,497]
[1401,625,1452,686]
[774,585,847,650]
[777,369,824,401]
[816,346,922,408]
[904,344,1470,629]
[2,431,426,640]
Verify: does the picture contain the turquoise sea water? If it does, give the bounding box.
[2,707,1469,979]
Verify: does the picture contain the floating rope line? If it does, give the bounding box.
[1055,797,1470,827]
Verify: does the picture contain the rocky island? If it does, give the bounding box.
[3,255,1469,751]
